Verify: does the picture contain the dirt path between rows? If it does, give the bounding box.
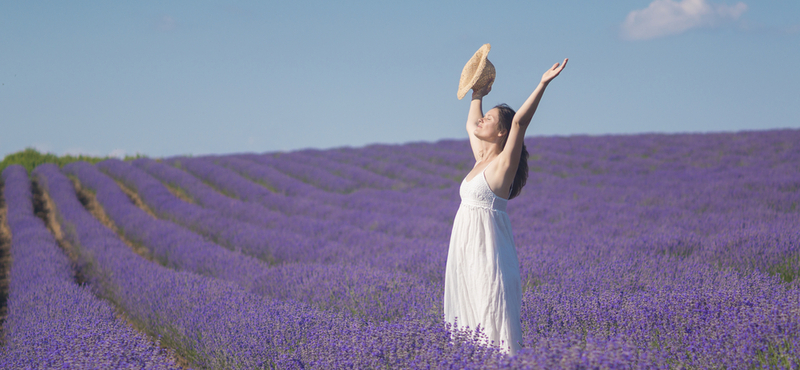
[32,177,190,368]
[112,179,159,219]
[31,178,88,287]
[69,177,154,261]
[165,183,196,204]
[0,184,11,344]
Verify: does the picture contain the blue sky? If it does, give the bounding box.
[2,0,798,158]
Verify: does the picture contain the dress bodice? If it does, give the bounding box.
[460,170,508,212]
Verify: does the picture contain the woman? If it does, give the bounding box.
[444,58,567,354]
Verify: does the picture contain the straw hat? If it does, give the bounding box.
[457,43,495,100]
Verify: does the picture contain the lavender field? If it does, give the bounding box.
[1,129,799,369]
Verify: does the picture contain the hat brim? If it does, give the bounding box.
[457,44,495,100]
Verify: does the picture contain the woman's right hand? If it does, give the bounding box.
[472,82,492,99]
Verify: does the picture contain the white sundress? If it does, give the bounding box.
[444,163,523,355]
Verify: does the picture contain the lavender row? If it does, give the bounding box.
[0,165,181,369]
[176,155,456,281]
[349,143,467,181]
[67,160,438,322]
[106,158,436,263]
[291,140,474,172]
[132,157,352,242]
[273,149,466,221]
[401,140,474,170]
[242,152,359,193]
[92,159,316,264]
[282,149,402,190]
[170,156,451,241]
[507,137,800,279]
[133,158,450,282]
[520,130,800,180]
[222,154,458,222]
[134,158,440,250]
[312,147,456,189]
[64,161,270,276]
[241,152,461,220]
[33,162,505,369]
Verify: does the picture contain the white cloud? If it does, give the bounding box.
[621,0,747,40]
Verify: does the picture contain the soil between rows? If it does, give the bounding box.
[31,178,85,285]
[112,178,159,219]
[69,176,155,261]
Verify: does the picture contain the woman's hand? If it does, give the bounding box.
[541,58,568,85]
[471,80,493,100]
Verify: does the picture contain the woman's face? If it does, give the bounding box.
[474,108,506,142]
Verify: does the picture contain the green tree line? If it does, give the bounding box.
[0,148,145,174]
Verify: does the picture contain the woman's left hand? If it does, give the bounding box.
[541,58,568,85]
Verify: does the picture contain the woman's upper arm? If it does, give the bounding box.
[487,122,527,193]
[466,120,482,161]
[501,121,528,169]
[466,97,484,161]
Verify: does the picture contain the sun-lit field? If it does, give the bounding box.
[1,129,799,369]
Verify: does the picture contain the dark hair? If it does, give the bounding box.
[493,103,528,199]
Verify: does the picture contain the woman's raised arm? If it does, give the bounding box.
[466,84,492,161]
[487,59,568,196]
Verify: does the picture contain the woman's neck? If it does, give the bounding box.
[475,143,502,163]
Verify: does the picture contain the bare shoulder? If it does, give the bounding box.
[483,157,514,199]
